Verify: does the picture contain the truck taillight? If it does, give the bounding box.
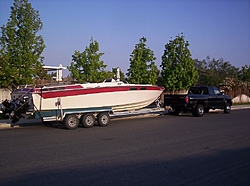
[185,96,189,103]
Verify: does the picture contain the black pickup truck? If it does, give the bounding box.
[164,86,232,117]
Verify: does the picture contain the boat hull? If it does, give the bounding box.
[10,82,164,115]
[32,86,163,112]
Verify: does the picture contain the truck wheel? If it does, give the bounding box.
[168,109,180,116]
[224,102,231,114]
[81,113,95,128]
[192,104,204,117]
[97,112,110,127]
[63,114,79,130]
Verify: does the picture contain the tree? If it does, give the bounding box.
[126,37,158,85]
[207,57,239,86]
[160,34,198,91]
[0,0,45,88]
[68,37,107,83]
[239,65,250,82]
[193,58,209,85]
[194,56,239,86]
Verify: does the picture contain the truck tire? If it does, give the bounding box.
[97,112,110,127]
[168,109,180,116]
[63,114,79,130]
[224,102,231,114]
[81,113,95,128]
[192,104,204,117]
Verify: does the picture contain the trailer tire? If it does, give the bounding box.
[81,113,95,128]
[97,112,110,127]
[63,114,79,130]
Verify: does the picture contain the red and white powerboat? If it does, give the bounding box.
[13,79,164,112]
[1,77,164,127]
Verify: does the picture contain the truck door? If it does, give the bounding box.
[200,87,211,107]
[207,86,218,107]
[212,86,225,108]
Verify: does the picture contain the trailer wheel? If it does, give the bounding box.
[97,112,110,127]
[192,104,204,117]
[63,114,79,130]
[81,113,95,128]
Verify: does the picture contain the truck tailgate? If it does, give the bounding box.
[164,94,187,106]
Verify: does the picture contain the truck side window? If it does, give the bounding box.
[188,87,200,94]
[214,87,221,95]
[201,87,208,94]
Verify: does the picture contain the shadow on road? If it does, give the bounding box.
[1,147,249,186]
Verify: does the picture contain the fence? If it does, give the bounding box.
[223,87,250,103]
[220,79,250,103]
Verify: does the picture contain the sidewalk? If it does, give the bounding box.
[0,105,249,129]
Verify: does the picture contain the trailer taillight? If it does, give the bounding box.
[185,96,189,103]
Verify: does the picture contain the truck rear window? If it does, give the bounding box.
[188,87,208,94]
[188,87,201,94]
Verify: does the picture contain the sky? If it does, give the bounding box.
[0,0,250,77]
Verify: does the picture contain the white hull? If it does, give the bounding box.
[11,81,164,113]
[31,89,162,112]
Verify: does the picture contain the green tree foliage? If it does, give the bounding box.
[68,38,107,83]
[193,58,208,85]
[160,34,198,91]
[238,65,250,82]
[126,37,158,85]
[194,56,239,86]
[0,0,45,88]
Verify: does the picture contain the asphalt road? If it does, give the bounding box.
[0,109,250,186]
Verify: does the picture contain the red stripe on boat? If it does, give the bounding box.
[35,86,162,99]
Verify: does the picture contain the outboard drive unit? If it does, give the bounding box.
[1,89,33,124]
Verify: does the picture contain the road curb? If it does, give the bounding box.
[0,123,23,129]
[0,118,43,129]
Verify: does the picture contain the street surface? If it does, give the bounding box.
[0,109,250,186]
